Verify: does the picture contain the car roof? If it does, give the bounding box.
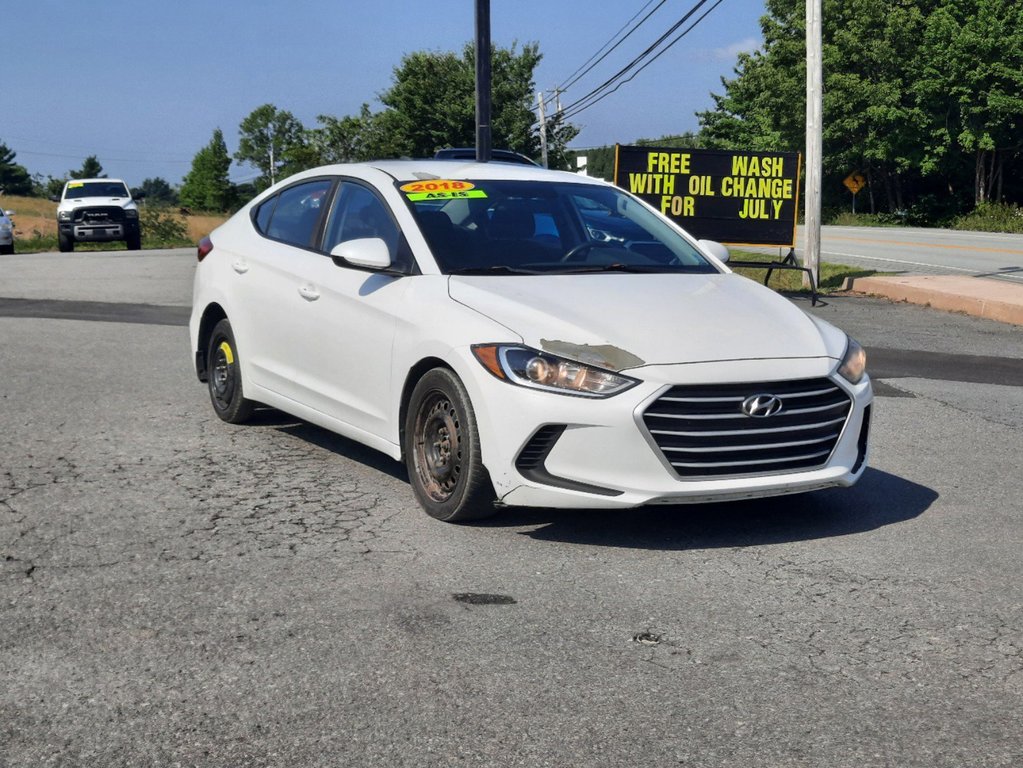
[288,160,609,186]
[66,178,128,185]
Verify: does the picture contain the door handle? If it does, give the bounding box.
[298,285,320,301]
[232,260,249,274]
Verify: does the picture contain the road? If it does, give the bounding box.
[1,249,1021,767]
[750,225,1023,283]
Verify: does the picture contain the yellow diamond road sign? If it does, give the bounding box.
[843,171,867,195]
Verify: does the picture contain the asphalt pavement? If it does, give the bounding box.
[1,248,1021,768]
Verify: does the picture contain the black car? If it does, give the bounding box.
[434,148,539,166]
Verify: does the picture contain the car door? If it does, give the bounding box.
[281,180,412,441]
[236,178,335,403]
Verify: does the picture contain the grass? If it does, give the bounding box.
[0,194,228,253]
[728,249,878,293]
[827,211,906,227]
[2,193,875,293]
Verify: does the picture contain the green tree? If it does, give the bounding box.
[39,175,68,199]
[916,0,1023,204]
[698,0,806,153]
[570,134,704,183]
[542,111,581,171]
[696,0,1023,218]
[0,142,33,195]
[235,104,306,190]
[181,129,234,211]
[70,155,105,179]
[371,42,575,165]
[134,177,178,205]
[306,104,399,164]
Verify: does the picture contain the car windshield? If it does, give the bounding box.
[65,181,129,199]
[401,179,718,275]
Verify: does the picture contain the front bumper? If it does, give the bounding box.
[463,353,873,509]
[59,220,139,242]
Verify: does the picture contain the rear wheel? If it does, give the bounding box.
[404,368,496,522]
[58,232,73,252]
[207,319,254,424]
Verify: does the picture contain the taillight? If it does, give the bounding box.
[197,236,213,262]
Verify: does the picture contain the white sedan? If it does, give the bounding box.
[190,161,872,522]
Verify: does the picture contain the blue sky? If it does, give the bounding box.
[4,0,765,186]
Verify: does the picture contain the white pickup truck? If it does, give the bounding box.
[54,178,142,252]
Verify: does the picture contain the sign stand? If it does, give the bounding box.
[729,248,819,306]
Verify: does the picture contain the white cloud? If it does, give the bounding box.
[714,37,761,60]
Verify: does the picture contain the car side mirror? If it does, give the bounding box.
[330,237,392,270]
[49,195,61,203]
[699,239,730,263]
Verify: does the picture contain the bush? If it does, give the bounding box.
[827,211,906,227]
[952,202,1023,234]
[139,206,191,247]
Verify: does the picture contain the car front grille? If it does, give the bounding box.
[642,378,853,478]
[74,206,126,224]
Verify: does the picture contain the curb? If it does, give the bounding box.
[841,275,1023,327]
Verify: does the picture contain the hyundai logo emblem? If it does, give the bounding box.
[741,394,783,418]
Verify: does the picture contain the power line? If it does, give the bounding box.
[4,135,192,163]
[544,0,727,131]
[555,0,670,95]
[556,0,714,121]
[13,148,191,165]
[558,0,728,124]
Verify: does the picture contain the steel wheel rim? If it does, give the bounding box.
[413,392,463,502]
[211,340,236,409]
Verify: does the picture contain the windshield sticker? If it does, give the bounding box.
[400,180,487,201]
[68,182,85,188]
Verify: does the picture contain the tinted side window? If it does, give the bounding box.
[264,180,332,247]
[254,197,275,233]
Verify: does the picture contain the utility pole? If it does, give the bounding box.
[804,0,823,290]
[537,91,549,168]
[474,0,492,162]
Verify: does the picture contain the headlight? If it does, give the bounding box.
[472,344,638,398]
[58,211,72,222]
[125,209,139,219]
[837,336,867,384]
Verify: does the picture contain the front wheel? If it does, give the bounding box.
[126,232,142,250]
[404,368,496,522]
[207,319,254,423]
[58,232,73,252]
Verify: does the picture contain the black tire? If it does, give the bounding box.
[207,319,255,424]
[126,232,142,250]
[58,232,73,252]
[0,243,13,255]
[404,368,497,522]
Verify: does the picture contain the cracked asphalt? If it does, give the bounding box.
[1,249,1021,767]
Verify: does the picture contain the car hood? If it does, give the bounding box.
[448,273,846,370]
[58,197,136,212]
